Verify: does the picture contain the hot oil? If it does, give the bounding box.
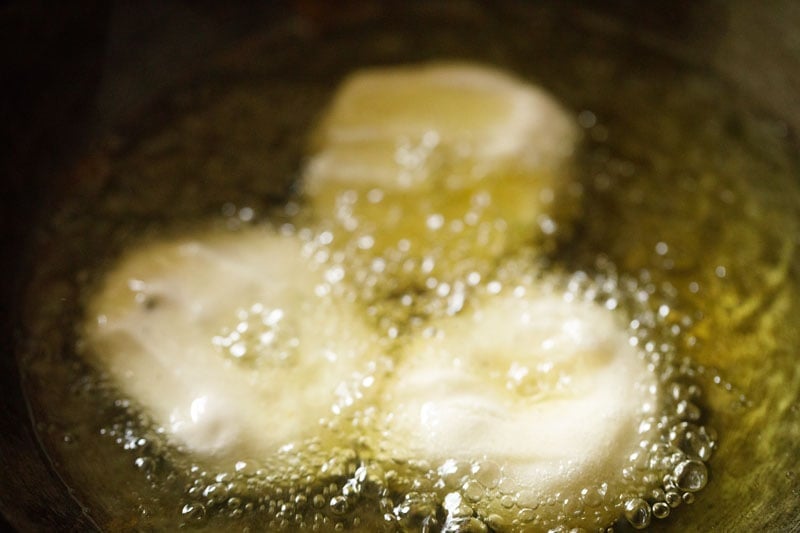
[17,23,800,533]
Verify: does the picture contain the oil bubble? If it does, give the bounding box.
[462,480,485,503]
[181,502,206,521]
[665,490,682,508]
[329,495,349,516]
[674,459,708,492]
[394,492,442,530]
[623,498,651,529]
[652,501,670,519]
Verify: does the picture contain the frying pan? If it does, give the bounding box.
[1,1,798,531]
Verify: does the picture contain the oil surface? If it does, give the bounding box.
[17,9,800,533]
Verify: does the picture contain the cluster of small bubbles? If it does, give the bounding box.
[211,303,298,367]
[90,174,718,532]
[293,170,575,336]
[170,442,404,530]
[579,266,719,530]
[301,220,487,338]
[93,391,180,486]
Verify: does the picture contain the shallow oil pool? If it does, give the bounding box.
[17,20,800,533]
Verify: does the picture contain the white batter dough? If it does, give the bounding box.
[304,62,577,194]
[84,228,381,466]
[378,285,657,518]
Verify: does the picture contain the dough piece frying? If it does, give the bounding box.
[84,228,379,466]
[305,62,577,194]
[378,288,657,522]
[300,63,581,293]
